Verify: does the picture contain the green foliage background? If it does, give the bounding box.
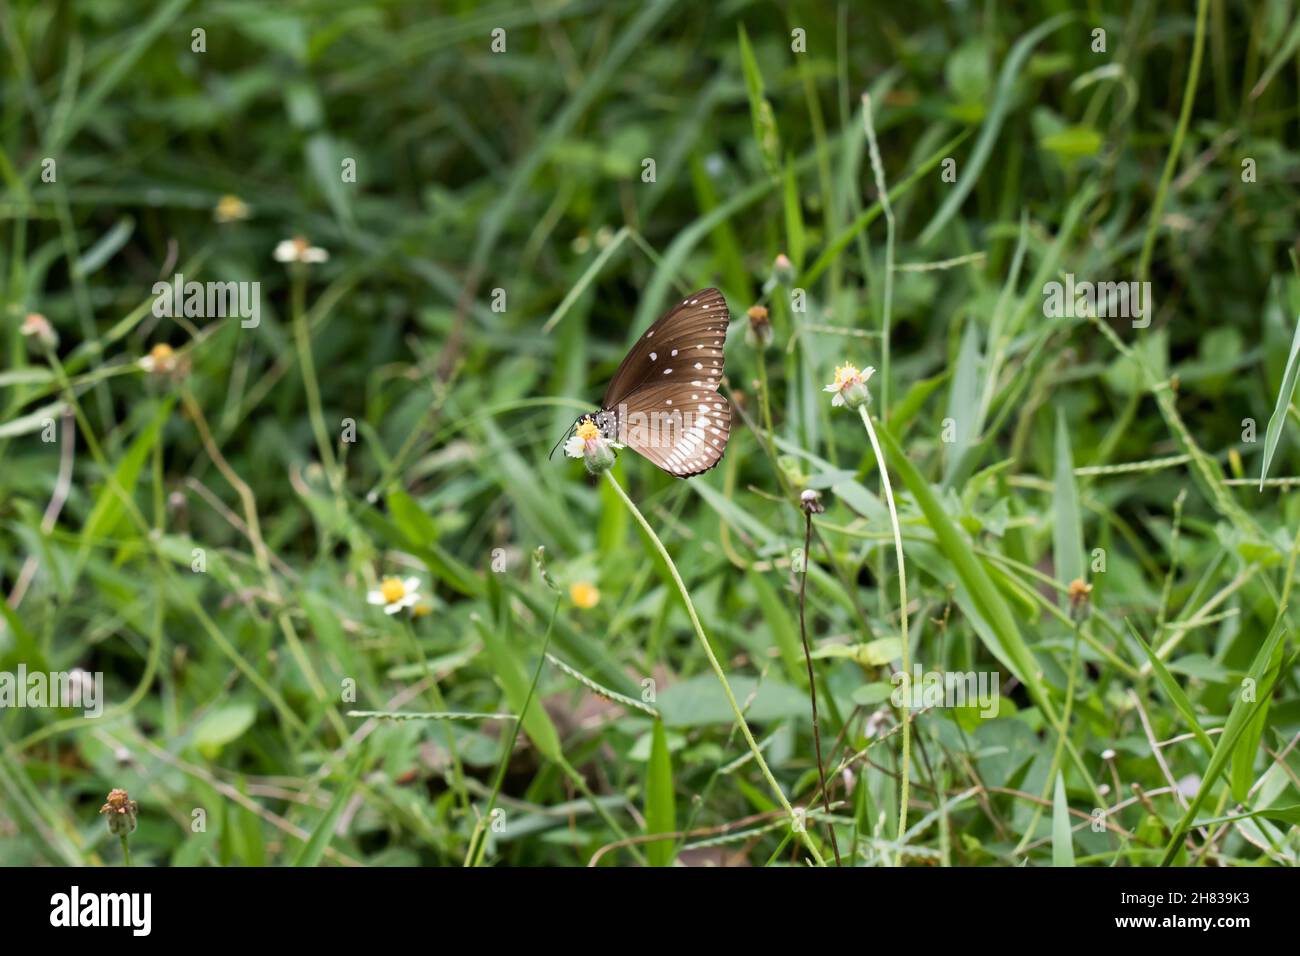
[2,0,1299,866]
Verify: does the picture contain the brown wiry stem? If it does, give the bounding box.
[798,508,841,865]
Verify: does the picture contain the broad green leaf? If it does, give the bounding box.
[1040,125,1102,159]
[656,675,806,727]
[812,638,901,666]
[851,682,894,706]
[386,489,439,546]
[194,702,257,759]
[645,721,677,867]
[81,397,174,545]
[1052,772,1074,866]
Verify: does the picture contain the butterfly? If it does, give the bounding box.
[553,287,732,477]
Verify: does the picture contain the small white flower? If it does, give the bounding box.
[824,363,875,409]
[274,236,329,265]
[563,434,586,459]
[367,576,422,615]
[564,417,621,474]
[138,343,175,373]
[137,343,189,381]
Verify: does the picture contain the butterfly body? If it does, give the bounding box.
[570,288,733,478]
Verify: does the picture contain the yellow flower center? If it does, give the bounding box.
[833,364,861,389]
[216,195,247,217]
[150,343,175,363]
[569,581,600,609]
[380,577,406,603]
[575,419,600,442]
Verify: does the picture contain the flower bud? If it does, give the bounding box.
[584,437,617,474]
[773,253,795,284]
[800,489,824,515]
[1067,578,1092,622]
[99,788,138,836]
[745,305,773,350]
[138,343,190,383]
[21,312,58,348]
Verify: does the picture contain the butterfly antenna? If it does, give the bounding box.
[547,421,576,461]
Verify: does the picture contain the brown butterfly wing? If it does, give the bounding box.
[602,288,729,408]
[614,383,732,478]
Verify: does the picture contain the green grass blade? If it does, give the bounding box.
[1259,311,1300,490]
[737,24,781,177]
[1126,620,1214,755]
[291,755,363,867]
[1051,772,1074,867]
[918,13,1073,244]
[645,720,677,866]
[1052,406,1085,596]
[1158,615,1288,865]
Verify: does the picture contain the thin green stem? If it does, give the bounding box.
[1015,618,1083,857]
[798,508,841,865]
[604,470,826,866]
[119,834,131,867]
[290,267,341,491]
[402,620,470,821]
[856,405,911,852]
[862,93,895,419]
[465,596,560,867]
[1136,0,1209,283]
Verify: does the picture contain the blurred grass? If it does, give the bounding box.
[1,0,1299,867]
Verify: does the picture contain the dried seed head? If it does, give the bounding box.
[1067,578,1092,621]
[99,788,139,836]
[800,489,824,515]
[745,305,773,350]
